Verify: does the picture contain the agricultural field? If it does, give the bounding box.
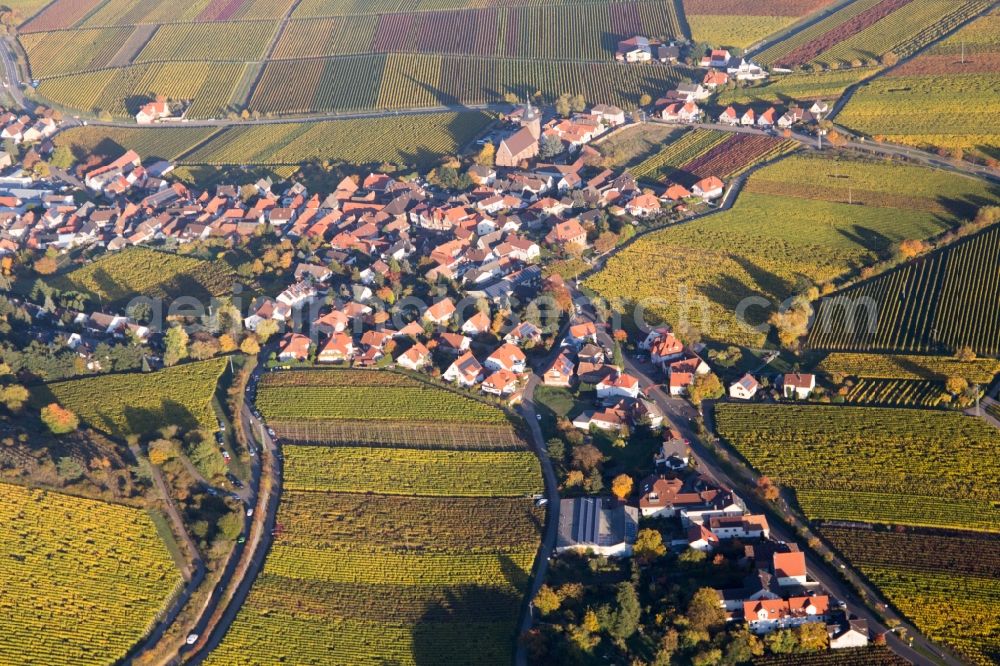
[755,0,993,69]
[53,125,222,163]
[818,352,1000,382]
[257,369,527,447]
[715,67,875,105]
[753,646,912,665]
[714,403,1000,532]
[842,378,946,407]
[44,358,228,438]
[683,0,838,50]
[256,385,509,423]
[275,1,681,61]
[36,61,251,119]
[180,112,493,170]
[821,527,1000,665]
[283,445,542,496]
[20,26,134,78]
[837,11,1000,155]
[587,154,993,346]
[19,0,686,118]
[808,224,1000,355]
[206,370,544,665]
[632,130,796,184]
[0,483,181,666]
[48,246,237,307]
[249,54,685,115]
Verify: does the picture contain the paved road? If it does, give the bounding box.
[186,376,282,664]
[567,285,962,666]
[513,375,562,665]
[0,38,27,110]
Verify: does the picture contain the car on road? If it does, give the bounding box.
[237,535,246,544]
[267,428,276,437]
[246,508,254,517]
[186,634,199,645]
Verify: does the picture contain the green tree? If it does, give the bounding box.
[795,622,829,652]
[764,628,799,654]
[571,94,586,113]
[555,93,572,117]
[49,145,73,169]
[634,528,666,563]
[163,325,189,366]
[0,383,28,411]
[254,318,281,343]
[56,456,85,482]
[216,510,243,541]
[692,648,722,666]
[534,585,561,616]
[608,582,641,641]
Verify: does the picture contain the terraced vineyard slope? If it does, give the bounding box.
[587,153,997,346]
[714,403,1000,532]
[837,9,1000,157]
[0,483,181,666]
[206,370,544,665]
[808,224,1000,355]
[44,357,228,438]
[822,527,1000,665]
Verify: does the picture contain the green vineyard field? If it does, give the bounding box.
[587,154,988,346]
[0,484,181,666]
[44,357,227,438]
[808,224,1000,355]
[207,370,544,665]
[714,403,1000,531]
[822,527,1000,665]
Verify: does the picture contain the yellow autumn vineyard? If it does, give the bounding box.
[0,483,181,665]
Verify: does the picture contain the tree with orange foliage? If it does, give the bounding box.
[611,473,633,500]
[40,403,79,434]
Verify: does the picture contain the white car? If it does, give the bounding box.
[186,634,199,645]
[246,508,254,517]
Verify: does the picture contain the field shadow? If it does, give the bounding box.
[411,572,525,665]
[124,399,199,437]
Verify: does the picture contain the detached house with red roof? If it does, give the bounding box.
[423,297,456,325]
[596,371,640,401]
[566,321,598,346]
[783,373,815,400]
[484,343,527,374]
[396,342,430,370]
[718,106,739,126]
[544,351,575,387]
[626,193,661,218]
[692,176,724,201]
[545,218,588,249]
[444,351,483,387]
[317,332,355,363]
[461,311,491,336]
[481,369,519,396]
[668,356,710,396]
[135,100,171,124]
[773,551,808,587]
[277,333,312,362]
